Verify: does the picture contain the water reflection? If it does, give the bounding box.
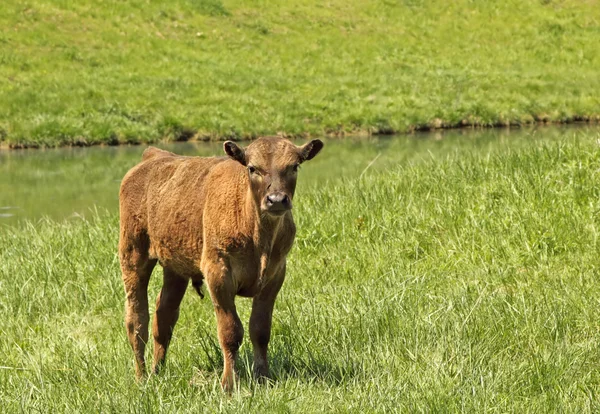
[0,125,597,226]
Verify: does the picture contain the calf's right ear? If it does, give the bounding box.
[299,139,324,162]
[224,141,246,166]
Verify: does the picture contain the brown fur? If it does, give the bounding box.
[119,137,323,391]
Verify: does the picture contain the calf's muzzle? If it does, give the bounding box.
[264,192,292,214]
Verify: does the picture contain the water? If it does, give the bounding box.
[1,125,597,226]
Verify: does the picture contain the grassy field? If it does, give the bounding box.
[2,132,600,411]
[1,0,600,148]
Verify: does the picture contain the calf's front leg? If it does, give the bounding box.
[206,271,244,392]
[249,266,285,381]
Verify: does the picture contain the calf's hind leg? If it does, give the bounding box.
[121,245,156,379]
[152,268,188,373]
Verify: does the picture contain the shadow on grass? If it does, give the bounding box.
[191,326,359,386]
[265,347,360,386]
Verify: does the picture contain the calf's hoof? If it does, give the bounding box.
[221,373,237,393]
[134,364,147,381]
[253,366,271,384]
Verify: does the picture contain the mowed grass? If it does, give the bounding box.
[2,0,600,147]
[2,135,600,411]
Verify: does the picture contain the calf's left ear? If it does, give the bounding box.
[299,139,324,163]
[224,141,246,166]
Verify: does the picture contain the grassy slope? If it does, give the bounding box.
[1,0,600,147]
[2,136,600,411]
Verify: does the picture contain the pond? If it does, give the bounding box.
[1,125,598,226]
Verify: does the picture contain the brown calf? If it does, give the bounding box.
[119,136,323,390]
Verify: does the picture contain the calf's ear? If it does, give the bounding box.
[299,139,324,163]
[224,141,246,166]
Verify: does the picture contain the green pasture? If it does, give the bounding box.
[1,0,600,147]
[2,130,600,411]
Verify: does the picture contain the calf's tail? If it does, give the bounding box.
[192,279,204,299]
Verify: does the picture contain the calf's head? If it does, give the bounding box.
[224,137,323,216]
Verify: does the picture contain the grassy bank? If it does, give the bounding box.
[1,0,600,148]
[2,137,600,411]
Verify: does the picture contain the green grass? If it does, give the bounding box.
[1,0,600,148]
[2,134,600,411]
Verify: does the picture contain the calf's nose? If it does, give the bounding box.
[266,193,291,209]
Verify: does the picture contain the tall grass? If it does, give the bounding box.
[2,135,600,411]
[1,0,600,147]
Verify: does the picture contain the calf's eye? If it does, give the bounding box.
[248,165,256,174]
